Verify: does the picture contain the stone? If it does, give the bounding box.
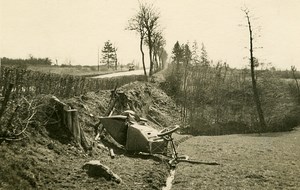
[82,160,122,183]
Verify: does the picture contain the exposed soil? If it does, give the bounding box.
[0,134,169,190]
[172,127,300,190]
[0,81,180,190]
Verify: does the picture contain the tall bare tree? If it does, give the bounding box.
[291,66,300,102]
[182,43,192,124]
[127,9,147,77]
[127,3,162,77]
[145,30,165,72]
[114,47,118,70]
[243,8,267,131]
[138,3,160,76]
[158,48,168,70]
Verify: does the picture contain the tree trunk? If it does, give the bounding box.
[107,57,110,69]
[245,11,267,131]
[115,52,118,71]
[291,66,300,102]
[148,33,154,76]
[140,36,147,78]
[183,59,189,125]
[158,51,163,70]
[154,52,159,71]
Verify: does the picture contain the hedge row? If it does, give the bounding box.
[0,66,145,98]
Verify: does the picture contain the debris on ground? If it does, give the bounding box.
[82,160,122,183]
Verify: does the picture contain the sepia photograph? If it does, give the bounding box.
[1,0,300,189]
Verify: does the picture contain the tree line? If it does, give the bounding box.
[1,56,52,67]
[163,38,300,135]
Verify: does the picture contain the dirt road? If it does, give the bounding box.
[172,127,300,189]
[91,69,144,78]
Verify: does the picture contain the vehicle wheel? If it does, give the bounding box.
[157,125,180,137]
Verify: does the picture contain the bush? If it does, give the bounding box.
[0,66,145,99]
[163,64,300,135]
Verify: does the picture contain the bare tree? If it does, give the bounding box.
[127,10,147,77]
[138,3,160,76]
[129,3,159,76]
[158,48,168,70]
[291,66,300,102]
[145,30,166,72]
[114,47,118,70]
[243,8,267,131]
[182,44,192,125]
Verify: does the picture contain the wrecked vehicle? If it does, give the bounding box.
[99,110,179,156]
[94,88,214,166]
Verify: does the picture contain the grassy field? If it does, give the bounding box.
[172,127,300,189]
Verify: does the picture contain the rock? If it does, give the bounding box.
[47,143,54,150]
[82,160,122,183]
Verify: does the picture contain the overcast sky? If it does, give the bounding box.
[1,0,300,70]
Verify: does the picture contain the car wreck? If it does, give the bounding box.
[97,110,180,165]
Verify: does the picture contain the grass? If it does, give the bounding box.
[172,127,300,189]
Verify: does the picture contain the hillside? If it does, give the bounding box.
[0,81,181,190]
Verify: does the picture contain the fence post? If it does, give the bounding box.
[51,96,90,150]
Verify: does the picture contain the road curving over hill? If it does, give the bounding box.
[91,69,145,79]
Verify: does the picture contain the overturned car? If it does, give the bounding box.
[98,110,179,156]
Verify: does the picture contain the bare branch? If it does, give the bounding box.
[14,110,37,136]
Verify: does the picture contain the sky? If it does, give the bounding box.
[1,0,300,70]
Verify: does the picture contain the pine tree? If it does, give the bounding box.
[191,41,200,66]
[101,41,117,69]
[172,41,183,67]
[200,43,209,66]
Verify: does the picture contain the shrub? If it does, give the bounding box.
[0,66,145,99]
[163,64,300,135]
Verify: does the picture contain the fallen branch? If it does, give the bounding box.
[179,159,220,165]
[0,136,25,141]
[14,110,37,136]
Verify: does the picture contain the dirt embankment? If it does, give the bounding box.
[0,81,181,190]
